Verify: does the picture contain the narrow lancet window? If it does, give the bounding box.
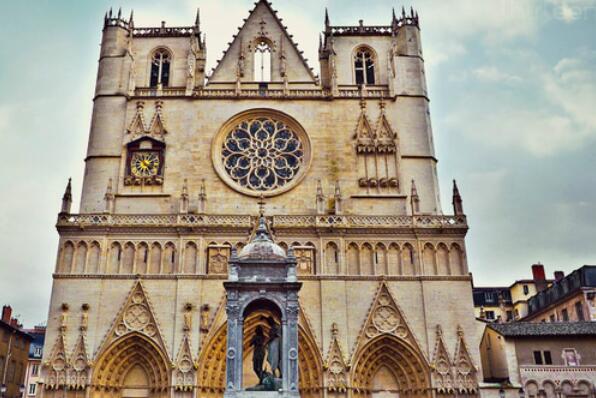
[254,40,272,82]
[354,48,375,85]
[150,49,171,87]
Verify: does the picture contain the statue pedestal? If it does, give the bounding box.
[224,391,300,398]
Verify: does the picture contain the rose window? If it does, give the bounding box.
[214,112,311,196]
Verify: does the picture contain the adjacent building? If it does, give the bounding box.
[480,322,596,398]
[0,306,33,398]
[523,265,596,323]
[473,265,553,322]
[23,327,45,398]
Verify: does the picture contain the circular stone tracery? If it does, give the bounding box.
[213,110,311,197]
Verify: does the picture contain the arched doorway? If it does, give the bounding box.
[351,334,431,398]
[92,333,170,398]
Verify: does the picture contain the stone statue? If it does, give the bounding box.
[266,317,282,377]
[250,325,266,382]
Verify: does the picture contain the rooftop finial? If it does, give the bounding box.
[117,7,122,19]
[410,179,420,214]
[195,8,200,28]
[129,10,134,25]
[401,6,406,18]
[324,8,330,30]
[452,179,464,215]
[60,178,73,214]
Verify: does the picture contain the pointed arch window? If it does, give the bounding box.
[354,47,375,85]
[150,49,171,88]
[254,40,272,82]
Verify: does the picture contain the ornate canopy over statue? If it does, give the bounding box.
[224,206,301,398]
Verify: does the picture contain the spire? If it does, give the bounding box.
[194,8,200,29]
[198,179,207,214]
[318,33,323,53]
[129,10,134,27]
[60,178,73,214]
[117,7,122,19]
[410,179,420,215]
[253,195,273,243]
[334,180,342,215]
[179,179,189,214]
[324,8,330,31]
[452,180,464,215]
[316,179,325,215]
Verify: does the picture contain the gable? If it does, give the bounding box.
[208,0,316,83]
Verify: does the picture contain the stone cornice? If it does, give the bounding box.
[56,213,468,236]
[53,273,472,282]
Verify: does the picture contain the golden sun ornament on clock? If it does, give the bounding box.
[131,152,160,177]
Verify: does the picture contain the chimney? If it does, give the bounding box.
[2,305,12,322]
[554,271,564,282]
[532,263,547,292]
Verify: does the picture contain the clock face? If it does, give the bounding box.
[131,152,160,178]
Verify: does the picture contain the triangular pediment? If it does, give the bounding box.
[148,101,167,136]
[208,0,316,83]
[95,280,169,359]
[127,101,147,135]
[44,333,68,390]
[375,104,397,150]
[174,334,196,391]
[354,104,376,151]
[324,323,349,392]
[453,325,478,394]
[351,281,425,361]
[431,325,454,393]
[68,334,90,390]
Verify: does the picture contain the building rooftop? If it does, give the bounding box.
[488,321,596,337]
[0,319,34,340]
[527,265,596,317]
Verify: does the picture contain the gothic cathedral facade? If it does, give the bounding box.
[42,2,482,398]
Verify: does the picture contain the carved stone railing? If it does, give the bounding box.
[132,26,196,37]
[57,213,467,230]
[519,365,596,385]
[133,87,391,99]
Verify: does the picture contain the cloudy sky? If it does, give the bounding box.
[1,0,595,327]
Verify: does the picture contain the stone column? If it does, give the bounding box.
[286,297,300,394]
[225,291,242,393]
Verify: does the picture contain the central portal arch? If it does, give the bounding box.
[197,311,323,398]
[91,333,170,398]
